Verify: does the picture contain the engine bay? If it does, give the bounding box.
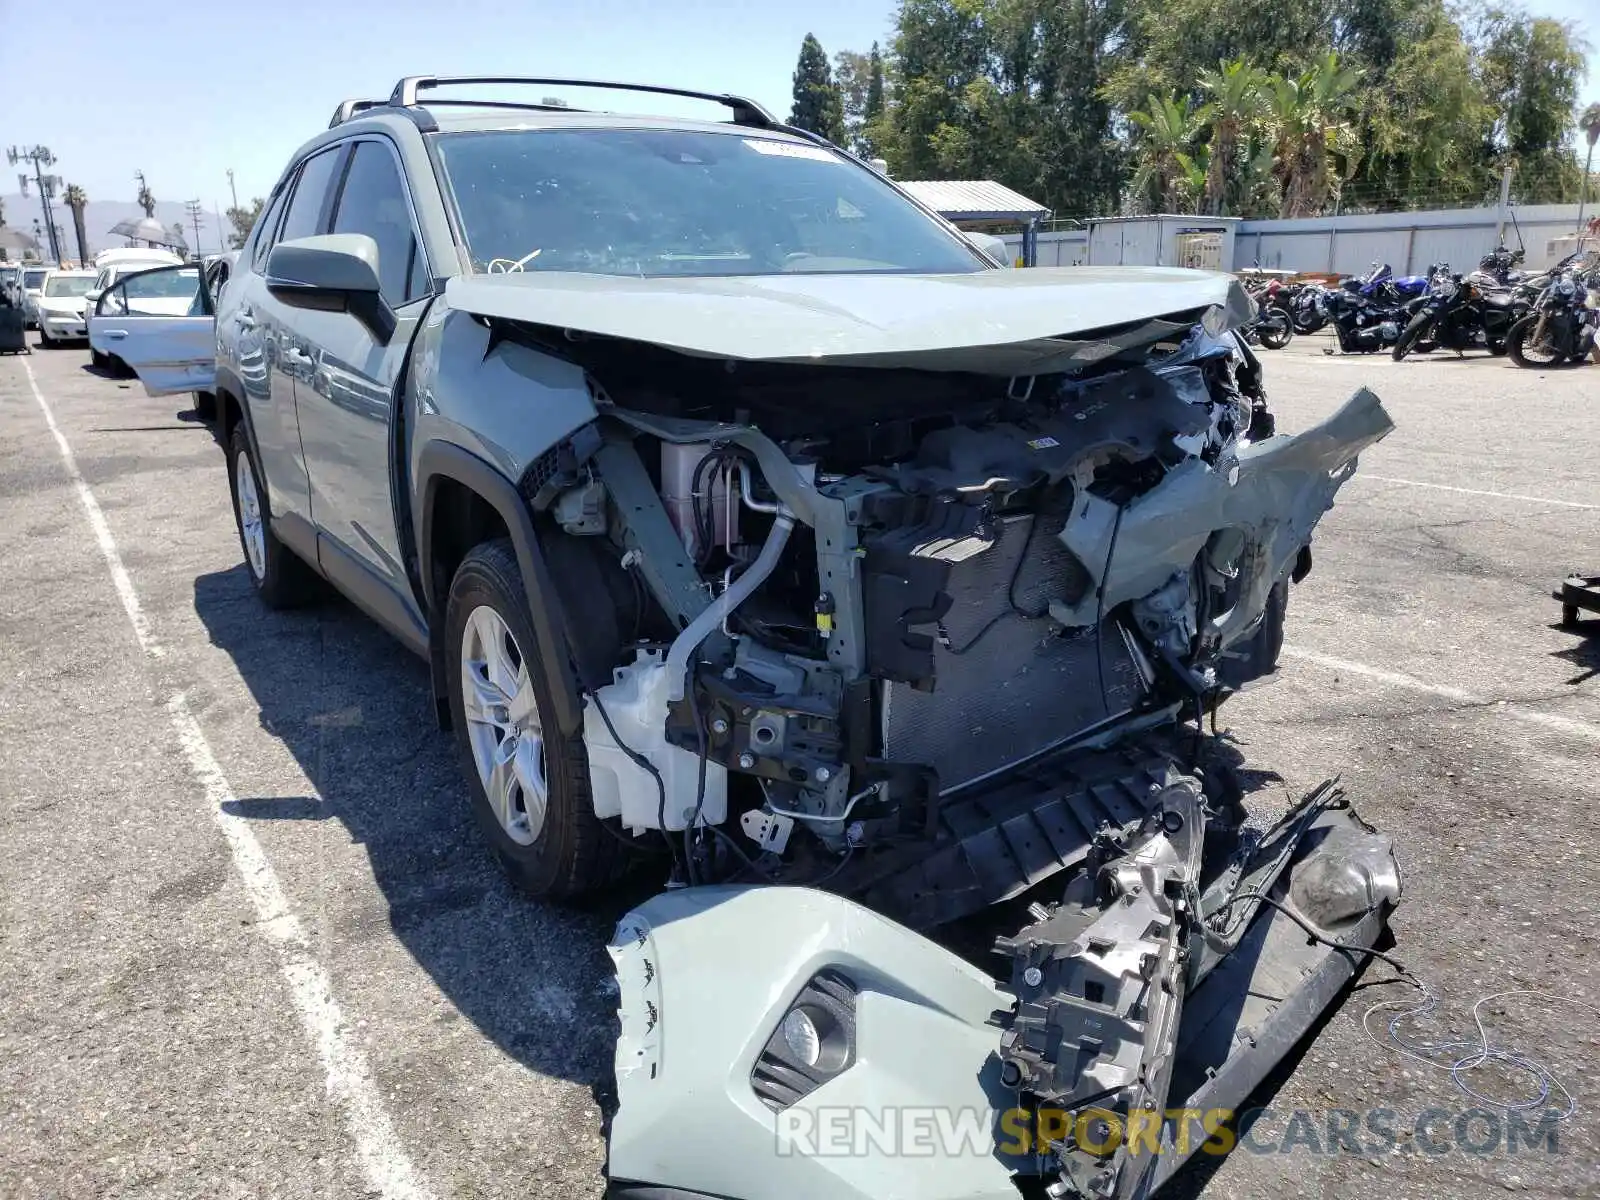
[496,304,1400,1199]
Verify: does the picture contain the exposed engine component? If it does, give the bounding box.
[563,304,1402,1200]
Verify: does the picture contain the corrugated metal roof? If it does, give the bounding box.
[897,179,1051,221]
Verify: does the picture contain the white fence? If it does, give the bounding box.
[1003,203,1592,274]
[1231,203,1588,275]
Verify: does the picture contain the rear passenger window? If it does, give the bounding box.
[277,148,342,246]
[330,142,428,307]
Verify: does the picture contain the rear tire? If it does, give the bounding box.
[444,538,625,899]
[226,425,320,608]
[1255,308,1294,350]
[90,348,110,371]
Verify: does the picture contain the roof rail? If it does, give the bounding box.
[387,75,779,128]
[329,98,385,128]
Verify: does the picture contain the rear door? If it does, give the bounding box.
[87,265,216,396]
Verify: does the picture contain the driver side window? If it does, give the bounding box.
[97,282,129,316]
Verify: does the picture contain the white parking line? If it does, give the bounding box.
[1355,473,1600,511]
[20,359,435,1200]
[1282,646,1600,743]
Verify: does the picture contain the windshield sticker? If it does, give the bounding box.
[742,139,839,163]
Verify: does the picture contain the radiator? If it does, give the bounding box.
[880,513,1148,793]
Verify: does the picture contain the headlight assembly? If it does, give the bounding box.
[750,969,856,1110]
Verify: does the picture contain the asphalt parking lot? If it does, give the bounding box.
[2,329,1598,1200]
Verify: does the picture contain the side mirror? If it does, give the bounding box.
[266,234,395,344]
[964,232,1013,268]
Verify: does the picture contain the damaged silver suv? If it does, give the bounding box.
[215,76,1401,1199]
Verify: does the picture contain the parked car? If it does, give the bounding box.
[19,264,53,328]
[108,76,1400,1200]
[33,268,99,346]
[82,248,185,324]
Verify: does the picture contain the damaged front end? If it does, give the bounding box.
[464,275,1397,1197]
[607,788,1399,1200]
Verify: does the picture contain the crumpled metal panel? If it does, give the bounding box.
[1050,387,1394,652]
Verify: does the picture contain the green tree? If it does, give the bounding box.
[1128,93,1209,211]
[1579,102,1600,215]
[1472,4,1587,198]
[226,198,266,250]
[1197,59,1264,214]
[882,0,1130,218]
[1107,0,1337,114]
[834,49,872,154]
[790,33,846,143]
[1265,53,1364,216]
[862,43,888,158]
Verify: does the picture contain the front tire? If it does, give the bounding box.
[1391,312,1433,361]
[226,425,320,607]
[1506,316,1569,369]
[444,538,624,899]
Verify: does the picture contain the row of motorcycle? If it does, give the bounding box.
[1240,245,1600,367]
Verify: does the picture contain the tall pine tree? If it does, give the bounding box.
[863,43,887,157]
[789,33,847,144]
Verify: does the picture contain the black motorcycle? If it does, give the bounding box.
[1506,269,1600,368]
[1279,281,1330,334]
[1322,280,1405,354]
[1391,271,1528,361]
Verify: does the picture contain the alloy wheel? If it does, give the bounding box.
[234,448,267,581]
[459,605,547,846]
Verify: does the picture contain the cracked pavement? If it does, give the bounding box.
[2,329,1599,1199]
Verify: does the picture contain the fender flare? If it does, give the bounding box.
[415,441,584,738]
[213,364,265,475]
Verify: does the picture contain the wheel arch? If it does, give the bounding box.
[416,441,584,738]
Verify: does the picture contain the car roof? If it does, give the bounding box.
[46,268,96,277]
[328,103,818,142]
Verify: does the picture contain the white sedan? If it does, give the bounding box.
[34,269,99,346]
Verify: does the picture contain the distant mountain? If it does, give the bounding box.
[0,192,234,260]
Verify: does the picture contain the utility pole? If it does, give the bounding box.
[226,168,239,212]
[8,145,63,263]
[184,199,205,258]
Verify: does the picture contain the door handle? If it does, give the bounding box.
[104,329,129,339]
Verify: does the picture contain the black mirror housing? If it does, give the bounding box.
[266,234,396,343]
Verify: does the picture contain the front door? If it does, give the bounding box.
[86,264,215,396]
[292,138,432,613]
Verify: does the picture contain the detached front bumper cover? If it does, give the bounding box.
[606,794,1400,1200]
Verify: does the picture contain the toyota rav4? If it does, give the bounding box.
[175,76,1400,1200]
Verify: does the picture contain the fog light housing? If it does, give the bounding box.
[750,970,856,1110]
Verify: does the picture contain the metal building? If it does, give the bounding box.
[895,180,1052,266]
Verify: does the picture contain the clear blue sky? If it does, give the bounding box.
[1,0,1594,218]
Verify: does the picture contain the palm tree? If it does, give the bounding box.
[1265,54,1364,218]
[1128,94,1211,213]
[1579,103,1600,228]
[63,185,90,266]
[1197,59,1263,215]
